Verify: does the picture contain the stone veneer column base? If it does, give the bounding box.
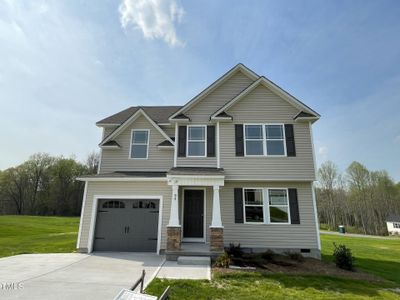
[166,226,181,251]
[210,227,224,252]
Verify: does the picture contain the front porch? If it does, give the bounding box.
[165,167,225,260]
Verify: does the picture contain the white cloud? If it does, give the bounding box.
[119,0,184,47]
[319,146,328,156]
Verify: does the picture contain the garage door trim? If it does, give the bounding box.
[88,195,163,254]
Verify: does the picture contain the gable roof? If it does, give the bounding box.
[386,213,400,222]
[168,63,259,121]
[99,108,174,146]
[97,106,182,126]
[210,76,320,120]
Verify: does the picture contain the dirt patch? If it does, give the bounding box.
[214,256,383,283]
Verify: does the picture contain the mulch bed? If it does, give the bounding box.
[214,254,383,283]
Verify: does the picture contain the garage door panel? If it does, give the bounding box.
[94,199,159,252]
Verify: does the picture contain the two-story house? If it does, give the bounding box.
[77,64,321,259]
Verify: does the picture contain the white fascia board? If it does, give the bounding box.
[100,109,174,146]
[211,76,320,119]
[169,64,259,121]
[76,177,167,182]
[96,123,120,127]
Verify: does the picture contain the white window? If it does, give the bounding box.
[244,125,264,156]
[130,130,149,159]
[243,189,264,223]
[394,222,400,229]
[187,126,206,157]
[268,189,290,223]
[242,188,291,224]
[244,124,286,156]
[265,125,286,155]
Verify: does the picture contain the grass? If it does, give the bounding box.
[0,215,80,258]
[321,234,400,284]
[147,234,400,299]
[320,223,365,234]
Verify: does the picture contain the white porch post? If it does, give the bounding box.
[211,185,223,228]
[168,184,180,227]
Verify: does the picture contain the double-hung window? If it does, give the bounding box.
[244,124,286,156]
[130,130,149,159]
[244,125,264,155]
[187,126,206,157]
[268,189,289,223]
[243,189,264,223]
[394,222,400,229]
[242,188,290,224]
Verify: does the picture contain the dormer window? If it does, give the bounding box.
[187,125,206,157]
[130,130,149,159]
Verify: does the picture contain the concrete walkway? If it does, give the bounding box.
[321,230,397,240]
[0,252,165,300]
[156,260,211,280]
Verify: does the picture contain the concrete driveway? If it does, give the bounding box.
[0,252,165,300]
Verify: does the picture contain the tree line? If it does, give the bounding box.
[0,152,99,216]
[316,161,400,235]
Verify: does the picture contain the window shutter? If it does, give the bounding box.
[207,125,216,157]
[234,188,244,223]
[178,126,187,157]
[235,124,244,156]
[285,124,296,157]
[288,188,300,224]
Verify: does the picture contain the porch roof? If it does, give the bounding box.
[168,167,225,176]
[76,171,167,181]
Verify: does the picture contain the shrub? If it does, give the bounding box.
[261,250,275,261]
[285,251,304,262]
[227,243,243,258]
[333,243,355,271]
[214,252,231,268]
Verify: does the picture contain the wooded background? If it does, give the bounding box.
[1,153,399,236]
[317,161,400,235]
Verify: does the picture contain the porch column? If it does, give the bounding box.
[167,184,181,251]
[210,185,224,252]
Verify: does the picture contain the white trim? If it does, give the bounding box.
[173,122,178,167]
[309,122,321,250]
[96,123,120,127]
[169,64,259,121]
[129,129,150,160]
[97,128,104,174]
[181,187,207,243]
[186,125,207,158]
[77,177,167,182]
[216,121,220,168]
[225,178,315,182]
[242,187,291,225]
[100,109,174,146]
[243,123,287,157]
[88,195,164,254]
[76,181,88,249]
[100,145,120,149]
[211,76,320,119]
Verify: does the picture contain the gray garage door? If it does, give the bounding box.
[93,199,159,252]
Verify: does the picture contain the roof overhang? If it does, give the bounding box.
[99,108,174,147]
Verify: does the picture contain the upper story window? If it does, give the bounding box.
[187,125,206,157]
[244,124,286,157]
[130,130,149,159]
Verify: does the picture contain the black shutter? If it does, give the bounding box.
[234,188,244,223]
[285,124,296,157]
[207,125,216,157]
[235,124,244,156]
[178,126,187,157]
[288,188,300,224]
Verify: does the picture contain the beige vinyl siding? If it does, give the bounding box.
[99,115,174,173]
[221,181,318,249]
[221,85,316,181]
[78,181,171,250]
[160,125,175,138]
[185,71,254,123]
[103,127,117,139]
[177,157,217,167]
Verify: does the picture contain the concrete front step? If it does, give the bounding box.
[177,256,211,266]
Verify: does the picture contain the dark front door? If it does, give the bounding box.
[183,189,204,239]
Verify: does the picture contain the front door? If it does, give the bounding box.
[183,189,204,240]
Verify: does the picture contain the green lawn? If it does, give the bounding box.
[147,234,400,299]
[0,215,80,258]
[321,234,400,284]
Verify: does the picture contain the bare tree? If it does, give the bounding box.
[85,151,100,174]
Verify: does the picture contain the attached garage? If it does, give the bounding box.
[93,198,160,252]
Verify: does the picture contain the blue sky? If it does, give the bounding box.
[0,0,399,180]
